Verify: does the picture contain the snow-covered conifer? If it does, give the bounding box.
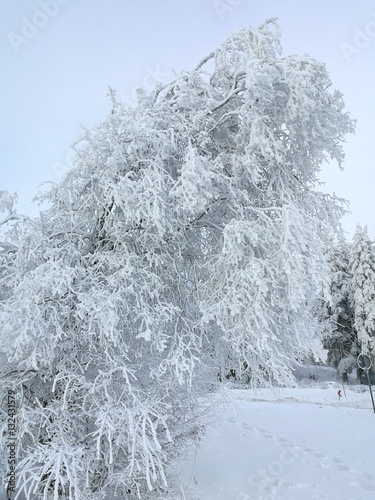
[322,235,355,376]
[349,224,375,356]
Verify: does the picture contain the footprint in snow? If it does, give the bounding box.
[331,457,350,472]
[358,471,373,481]
[311,451,325,458]
[316,455,375,492]
[349,470,375,492]
[226,416,237,424]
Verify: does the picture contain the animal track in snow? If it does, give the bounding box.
[247,425,375,495]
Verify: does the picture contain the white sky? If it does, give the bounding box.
[1,0,375,238]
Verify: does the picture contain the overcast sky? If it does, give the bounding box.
[1,0,374,238]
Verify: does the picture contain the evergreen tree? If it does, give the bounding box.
[0,20,354,498]
[349,224,375,356]
[322,235,356,380]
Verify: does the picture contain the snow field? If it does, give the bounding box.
[176,385,375,500]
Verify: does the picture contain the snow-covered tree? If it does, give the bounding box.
[0,190,24,303]
[196,21,355,385]
[322,235,356,378]
[349,224,375,356]
[0,19,354,499]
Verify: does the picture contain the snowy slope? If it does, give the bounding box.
[175,383,375,500]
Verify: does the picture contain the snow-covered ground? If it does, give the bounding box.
[3,372,375,500]
[175,381,375,500]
